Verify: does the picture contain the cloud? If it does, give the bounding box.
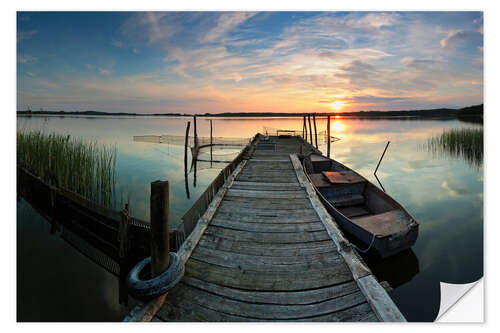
[203,12,256,43]
[401,56,439,69]
[98,68,112,75]
[18,55,38,64]
[440,30,466,48]
[111,40,123,48]
[17,30,38,42]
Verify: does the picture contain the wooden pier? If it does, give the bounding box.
[128,135,406,322]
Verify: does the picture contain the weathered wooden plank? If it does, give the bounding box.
[218,198,312,210]
[191,246,343,272]
[161,282,366,320]
[217,202,313,212]
[198,235,337,257]
[247,159,291,162]
[211,218,325,233]
[176,159,248,265]
[213,211,320,223]
[157,296,376,322]
[231,184,301,191]
[235,176,299,183]
[226,189,306,199]
[182,276,359,305]
[233,181,299,187]
[204,225,331,243]
[185,259,354,291]
[356,275,406,322]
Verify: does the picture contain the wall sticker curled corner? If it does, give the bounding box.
[436,278,483,322]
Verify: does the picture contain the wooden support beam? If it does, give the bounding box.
[308,114,313,144]
[303,116,307,140]
[313,114,318,149]
[327,115,331,158]
[150,180,170,277]
[193,115,198,148]
[184,121,191,199]
[210,119,213,167]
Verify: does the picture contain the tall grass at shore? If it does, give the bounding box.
[427,127,483,168]
[17,130,117,206]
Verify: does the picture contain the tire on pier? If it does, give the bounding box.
[126,252,184,300]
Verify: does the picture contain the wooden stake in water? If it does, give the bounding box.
[327,115,331,158]
[193,115,198,149]
[184,121,191,199]
[313,114,318,149]
[307,114,312,145]
[303,116,306,139]
[374,141,391,176]
[150,180,170,277]
[210,119,213,168]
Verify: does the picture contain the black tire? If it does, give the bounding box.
[126,252,184,300]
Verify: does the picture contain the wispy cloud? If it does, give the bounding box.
[111,40,123,48]
[203,12,256,43]
[440,30,466,48]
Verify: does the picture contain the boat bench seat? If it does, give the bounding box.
[332,194,365,207]
[351,210,409,237]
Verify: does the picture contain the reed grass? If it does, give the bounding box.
[427,127,483,168]
[17,130,117,206]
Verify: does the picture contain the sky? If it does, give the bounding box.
[16,11,483,114]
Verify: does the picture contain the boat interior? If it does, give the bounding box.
[304,154,412,237]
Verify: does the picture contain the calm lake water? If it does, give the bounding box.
[16,115,483,322]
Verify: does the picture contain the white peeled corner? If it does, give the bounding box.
[436,278,483,322]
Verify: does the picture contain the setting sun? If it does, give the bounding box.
[331,101,344,111]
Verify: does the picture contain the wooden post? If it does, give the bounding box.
[302,116,306,139]
[184,121,191,199]
[313,114,318,149]
[193,115,198,149]
[119,204,130,305]
[210,119,213,168]
[150,181,170,277]
[308,114,313,144]
[327,115,331,158]
[374,141,391,175]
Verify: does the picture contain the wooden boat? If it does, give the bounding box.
[303,153,419,258]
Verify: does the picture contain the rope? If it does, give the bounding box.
[301,157,379,254]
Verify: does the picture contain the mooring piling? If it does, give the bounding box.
[327,115,331,158]
[210,119,213,167]
[308,114,313,144]
[193,115,198,148]
[150,181,170,277]
[313,114,318,149]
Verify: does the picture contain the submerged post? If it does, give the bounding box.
[210,119,213,167]
[327,115,331,158]
[308,114,313,144]
[313,114,318,149]
[374,141,391,176]
[193,115,198,149]
[302,116,306,139]
[150,180,170,277]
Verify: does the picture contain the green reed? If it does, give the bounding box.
[17,130,117,207]
[427,127,483,168]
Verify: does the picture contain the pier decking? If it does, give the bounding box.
[140,136,405,322]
